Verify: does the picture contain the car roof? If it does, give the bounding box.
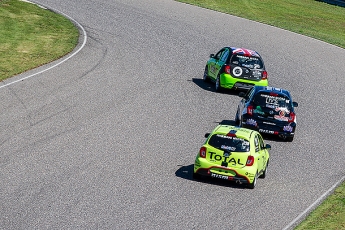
[212,125,256,140]
[228,47,261,58]
[253,86,292,98]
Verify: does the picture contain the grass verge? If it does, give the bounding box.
[175,1,345,228]
[176,0,345,49]
[0,0,79,80]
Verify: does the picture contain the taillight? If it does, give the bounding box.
[247,105,253,116]
[199,147,206,158]
[262,71,268,80]
[224,65,231,74]
[246,156,254,166]
[288,112,295,123]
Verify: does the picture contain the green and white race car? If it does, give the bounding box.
[193,125,271,189]
[203,47,268,92]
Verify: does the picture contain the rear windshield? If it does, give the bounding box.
[208,134,250,152]
[253,93,292,110]
[230,54,263,69]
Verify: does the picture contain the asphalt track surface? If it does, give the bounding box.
[1,0,345,229]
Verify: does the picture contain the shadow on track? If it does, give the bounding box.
[190,78,240,96]
[175,164,246,189]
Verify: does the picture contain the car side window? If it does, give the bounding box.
[245,87,254,101]
[258,135,265,149]
[254,135,260,152]
[215,49,224,60]
[220,49,229,62]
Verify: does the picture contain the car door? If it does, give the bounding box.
[208,48,228,80]
[214,48,229,77]
[238,87,255,121]
[257,134,267,171]
[254,134,265,172]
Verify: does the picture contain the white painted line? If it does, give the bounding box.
[0,2,87,90]
[283,174,345,230]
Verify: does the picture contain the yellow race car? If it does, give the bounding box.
[193,125,271,189]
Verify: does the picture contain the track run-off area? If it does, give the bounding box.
[1,0,345,229]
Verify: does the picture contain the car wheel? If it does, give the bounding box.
[215,74,222,92]
[259,161,268,178]
[248,172,258,189]
[203,66,209,82]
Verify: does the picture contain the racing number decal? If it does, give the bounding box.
[232,66,243,77]
[210,65,217,75]
[266,97,278,105]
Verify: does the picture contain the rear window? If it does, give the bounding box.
[253,93,292,110]
[208,134,250,152]
[230,54,263,69]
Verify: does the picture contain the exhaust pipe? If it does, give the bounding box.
[279,134,286,139]
[236,180,242,184]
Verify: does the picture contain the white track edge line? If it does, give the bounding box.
[0,1,87,90]
[282,174,345,230]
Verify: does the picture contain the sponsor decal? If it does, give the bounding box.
[210,65,217,74]
[266,86,282,92]
[275,107,290,114]
[209,152,245,165]
[232,66,243,77]
[274,115,288,121]
[283,125,293,132]
[266,104,276,109]
[210,173,234,180]
[246,118,257,126]
[254,109,264,115]
[261,94,286,102]
[263,121,276,125]
[221,145,236,151]
[259,129,274,134]
[279,110,285,116]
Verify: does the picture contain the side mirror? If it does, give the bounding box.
[209,54,215,58]
[238,92,246,97]
[293,101,298,107]
[204,133,210,138]
[265,144,271,150]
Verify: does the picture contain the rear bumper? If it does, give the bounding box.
[220,73,268,90]
[194,158,256,184]
[242,117,296,138]
[195,168,250,184]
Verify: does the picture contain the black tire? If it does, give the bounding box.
[203,66,209,82]
[248,172,258,189]
[259,161,268,178]
[215,74,222,92]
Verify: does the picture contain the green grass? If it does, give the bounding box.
[176,1,345,229]
[176,0,345,49]
[0,0,79,80]
[295,185,345,229]
[1,0,345,228]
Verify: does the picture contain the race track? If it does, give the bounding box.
[1,0,345,229]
